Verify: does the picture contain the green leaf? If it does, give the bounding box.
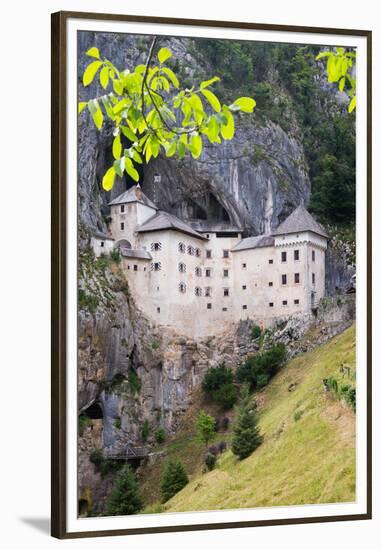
[233,97,256,113]
[83,60,103,86]
[100,66,109,89]
[86,47,100,59]
[200,76,220,89]
[316,51,332,60]
[161,67,179,88]
[206,116,219,143]
[190,134,202,159]
[327,55,340,82]
[221,107,235,140]
[125,158,140,182]
[112,134,122,160]
[348,96,356,113]
[87,99,103,130]
[339,77,346,92]
[78,101,87,114]
[113,159,124,177]
[132,150,143,164]
[201,89,221,112]
[158,47,172,64]
[177,140,186,159]
[102,166,116,191]
[113,78,124,95]
[165,141,177,157]
[120,126,136,142]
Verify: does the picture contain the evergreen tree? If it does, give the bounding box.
[160,459,189,503]
[231,392,263,461]
[106,464,143,516]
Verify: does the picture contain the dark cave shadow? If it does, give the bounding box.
[20,517,51,535]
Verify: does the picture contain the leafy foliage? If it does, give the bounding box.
[142,419,151,442]
[250,324,262,340]
[316,48,356,112]
[106,465,143,515]
[160,459,189,502]
[196,410,216,446]
[231,391,263,460]
[236,344,287,390]
[79,41,255,190]
[155,428,166,444]
[89,449,123,479]
[202,363,238,410]
[204,452,217,471]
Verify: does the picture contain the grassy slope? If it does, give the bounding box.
[161,324,356,512]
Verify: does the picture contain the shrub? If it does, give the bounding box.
[90,449,123,478]
[236,343,287,390]
[142,419,150,442]
[202,363,233,393]
[207,445,219,456]
[218,440,227,453]
[114,417,121,429]
[79,413,92,436]
[232,392,263,460]
[160,460,188,503]
[196,410,216,446]
[106,465,143,515]
[78,289,99,313]
[256,373,270,389]
[213,383,238,410]
[250,324,262,340]
[220,417,230,431]
[204,452,217,471]
[110,249,121,262]
[155,428,166,444]
[128,368,141,394]
[294,410,303,422]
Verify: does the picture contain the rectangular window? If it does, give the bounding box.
[294,299,300,305]
[222,307,227,312]
[294,249,299,261]
[100,241,104,247]
[269,302,274,307]
[223,288,229,297]
[269,259,274,264]
[282,300,288,306]
[282,274,287,285]
[205,268,211,277]
[223,269,229,277]
[223,250,229,258]
[312,250,316,262]
[281,251,287,262]
[242,285,247,290]
[242,263,247,268]
[268,281,273,287]
[120,222,124,230]
[207,303,212,309]
[206,250,212,259]
[242,305,247,310]
[121,205,125,213]
[294,273,300,283]
[157,307,160,313]
[133,265,138,271]
[205,287,211,297]
[312,273,316,284]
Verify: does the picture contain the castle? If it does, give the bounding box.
[91,185,328,337]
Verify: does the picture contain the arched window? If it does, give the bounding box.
[195,287,202,297]
[179,282,186,293]
[179,262,186,273]
[151,242,162,251]
[178,242,185,253]
[205,287,212,297]
[195,267,202,277]
[195,247,201,257]
[151,262,162,271]
[187,245,194,255]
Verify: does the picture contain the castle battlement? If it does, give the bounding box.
[91,185,328,337]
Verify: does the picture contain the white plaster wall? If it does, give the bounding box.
[90,237,114,257]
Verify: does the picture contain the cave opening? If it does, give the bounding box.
[83,402,103,420]
[207,192,230,222]
[78,499,89,517]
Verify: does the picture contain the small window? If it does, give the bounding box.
[205,287,211,297]
[195,248,201,257]
[151,242,162,251]
[195,287,202,297]
[269,302,274,307]
[242,285,247,290]
[157,307,161,313]
[120,222,124,230]
[294,273,300,283]
[312,250,316,262]
[178,262,186,273]
[121,205,125,213]
[242,305,247,310]
[294,249,299,261]
[151,262,161,271]
[100,241,104,248]
[206,234,210,239]
[205,268,211,277]
[156,286,159,291]
[294,299,300,305]
[207,303,212,310]
[133,265,138,271]
[179,282,186,293]
[282,300,288,306]
[268,281,273,287]
[195,267,202,277]
[223,288,229,297]
[223,250,229,258]
[282,274,287,285]
[242,263,247,268]
[281,251,287,263]
[127,265,130,270]
[269,259,274,264]
[222,307,227,312]
[223,269,229,278]
[178,242,186,253]
[312,273,316,284]
[144,267,146,271]
[206,250,212,259]
[187,245,194,256]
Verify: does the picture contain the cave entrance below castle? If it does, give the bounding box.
[84,402,103,420]
[78,498,89,517]
[80,402,104,447]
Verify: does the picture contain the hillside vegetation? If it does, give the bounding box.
[143,324,356,513]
